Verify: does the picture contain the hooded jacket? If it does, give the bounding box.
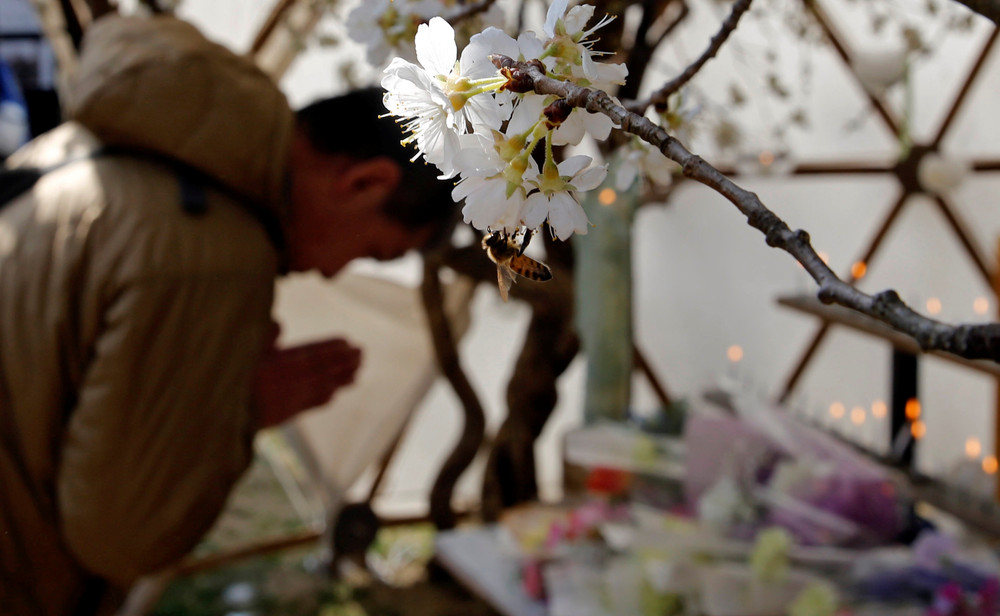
[0,15,294,615]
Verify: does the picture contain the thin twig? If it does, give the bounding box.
[492,55,1000,363]
[630,0,754,114]
[654,0,690,47]
[446,0,497,25]
[617,0,680,102]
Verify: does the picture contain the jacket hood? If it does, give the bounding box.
[64,15,294,212]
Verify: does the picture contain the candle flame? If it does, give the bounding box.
[851,406,866,425]
[829,402,845,419]
[983,456,998,475]
[966,437,982,459]
[850,261,867,279]
[598,188,617,206]
[727,345,743,363]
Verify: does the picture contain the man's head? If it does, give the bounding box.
[285,88,455,276]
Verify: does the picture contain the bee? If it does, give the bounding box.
[482,229,552,302]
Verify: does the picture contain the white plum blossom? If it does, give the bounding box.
[415,17,507,130]
[381,17,508,177]
[455,169,535,233]
[552,107,615,146]
[454,139,537,232]
[348,0,507,68]
[615,139,674,191]
[536,0,625,147]
[523,155,608,240]
[452,99,546,232]
[347,0,439,67]
[379,0,629,241]
[542,0,624,86]
[543,0,614,44]
[381,58,463,177]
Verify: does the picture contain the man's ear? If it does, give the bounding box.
[342,157,402,208]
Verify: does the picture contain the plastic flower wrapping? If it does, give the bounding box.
[684,394,911,548]
[380,0,630,241]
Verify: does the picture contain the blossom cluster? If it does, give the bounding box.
[347,0,505,68]
[380,0,629,241]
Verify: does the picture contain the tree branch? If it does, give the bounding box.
[616,0,683,102]
[629,0,754,114]
[420,254,486,529]
[446,0,497,25]
[493,55,1000,363]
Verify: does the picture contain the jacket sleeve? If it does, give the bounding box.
[56,270,273,585]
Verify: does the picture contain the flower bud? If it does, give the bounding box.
[543,99,573,129]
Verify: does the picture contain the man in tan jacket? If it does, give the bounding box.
[0,14,453,616]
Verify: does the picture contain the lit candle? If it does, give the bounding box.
[966,437,982,459]
[725,344,744,391]
[926,297,943,317]
[829,401,845,426]
[850,406,867,447]
[973,297,990,318]
[871,400,888,455]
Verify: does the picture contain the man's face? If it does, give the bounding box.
[284,139,434,277]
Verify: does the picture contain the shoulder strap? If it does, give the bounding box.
[0,167,43,208]
[0,151,104,211]
[0,150,285,253]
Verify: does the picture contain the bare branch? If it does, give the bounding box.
[617,0,686,102]
[950,0,1000,24]
[630,0,754,114]
[420,254,486,529]
[493,55,1000,363]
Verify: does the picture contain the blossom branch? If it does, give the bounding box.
[493,55,1000,362]
[629,0,754,114]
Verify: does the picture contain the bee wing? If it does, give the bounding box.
[509,254,552,281]
[497,264,516,302]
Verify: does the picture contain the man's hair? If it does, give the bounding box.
[295,88,456,231]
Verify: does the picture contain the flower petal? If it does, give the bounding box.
[451,135,502,176]
[614,161,638,192]
[507,94,547,135]
[464,95,505,131]
[463,27,519,79]
[544,0,569,38]
[551,111,586,146]
[415,17,457,76]
[517,31,546,62]
[547,192,590,240]
[563,4,595,35]
[570,164,608,192]
[581,110,615,141]
[558,154,593,178]
[522,192,550,229]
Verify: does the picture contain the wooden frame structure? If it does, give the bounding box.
[779,4,1000,403]
[772,2,1000,496]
